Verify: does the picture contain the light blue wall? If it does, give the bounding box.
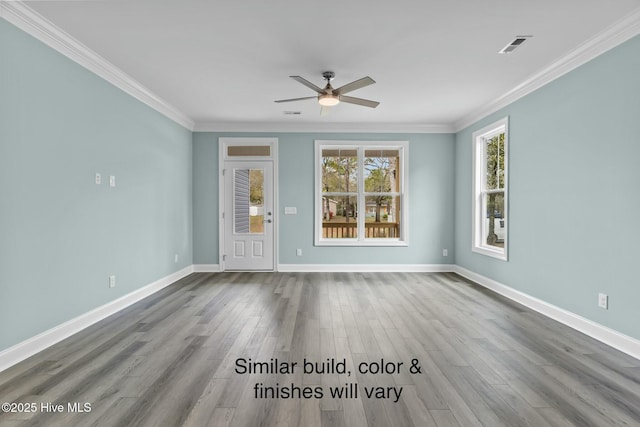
[454,35,640,340]
[192,132,455,265]
[0,19,193,351]
[192,132,219,264]
[4,10,638,355]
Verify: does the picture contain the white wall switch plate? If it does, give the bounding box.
[443,249,448,257]
[174,254,179,263]
[296,248,302,256]
[109,175,116,187]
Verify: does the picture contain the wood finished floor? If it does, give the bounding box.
[1,272,639,427]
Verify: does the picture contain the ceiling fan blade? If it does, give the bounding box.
[339,95,380,108]
[334,76,375,95]
[320,106,331,116]
[274,96,317,103]
[290,76,325,94]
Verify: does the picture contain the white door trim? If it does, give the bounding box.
[219,137,278,271]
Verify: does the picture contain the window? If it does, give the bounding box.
[472,117,508,260]
[233,168,264,234]
[315,140,408,246]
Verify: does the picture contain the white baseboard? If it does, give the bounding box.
[192,264,221,272]
[277,263,455,273]
[3,263,637,373]
[0,265,194,373]
[453,265,640,360]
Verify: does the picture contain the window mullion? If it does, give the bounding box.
[357,146,365,241]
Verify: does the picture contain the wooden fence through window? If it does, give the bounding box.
[322,222,399,238]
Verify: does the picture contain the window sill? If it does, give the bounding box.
[472,245,507,261]
[315,239,409,247]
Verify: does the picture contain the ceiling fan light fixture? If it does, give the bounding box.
[276,73,378,109]
[318,94,340,107]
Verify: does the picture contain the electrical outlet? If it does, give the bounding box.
[95,173,101,185]
[443,249,448,257]
[109,275,116,288]
[296,248,302,256]
[598,293,608,309]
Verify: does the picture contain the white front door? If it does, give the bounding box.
[223,161,274,270]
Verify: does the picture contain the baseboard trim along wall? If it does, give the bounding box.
[277,264,455,273]
[453,265,640,360]
[2,263,638,372]
[192,264,221,273]
[0,265,194,373]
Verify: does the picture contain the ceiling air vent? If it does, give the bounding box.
[284,111,302,115]
[499,36,532,54]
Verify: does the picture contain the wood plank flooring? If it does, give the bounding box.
[1,272,639,427]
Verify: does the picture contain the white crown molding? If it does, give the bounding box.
[453,266,640,360]
[0,1,195,131]
[454,6,640,132]
[193,121,454,134]
[3,2,639,136]
[277,263,454,273]
[0,265,194,373]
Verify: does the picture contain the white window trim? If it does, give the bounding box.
[472,117,508,260]
[314,140,409,247]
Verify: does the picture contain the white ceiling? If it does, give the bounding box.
[20,0,640,130]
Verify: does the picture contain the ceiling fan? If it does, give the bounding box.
[275,71,380,114]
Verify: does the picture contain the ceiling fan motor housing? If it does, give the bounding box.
[322,71,335,81]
